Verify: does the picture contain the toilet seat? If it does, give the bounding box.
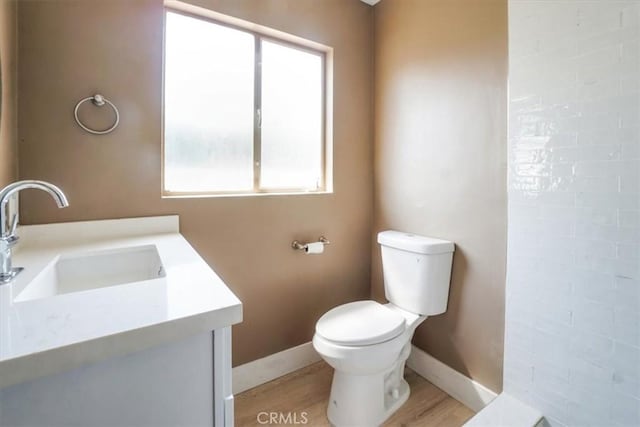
[315,300,406,346]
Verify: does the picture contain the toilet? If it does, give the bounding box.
[312,230,455,427]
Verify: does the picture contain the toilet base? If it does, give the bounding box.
[326,354,411,427]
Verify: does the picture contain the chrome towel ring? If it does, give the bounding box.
[73,94,120,135]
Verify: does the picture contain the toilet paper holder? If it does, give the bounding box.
[291,236,330,251]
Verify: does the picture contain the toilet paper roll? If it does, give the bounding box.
[304,242,324,254]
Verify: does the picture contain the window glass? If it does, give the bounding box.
[164,12,255,192]
[260,40,323,190]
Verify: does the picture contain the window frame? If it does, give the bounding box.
[162,6,331,197]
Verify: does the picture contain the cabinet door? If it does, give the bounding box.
[0,332,215,426]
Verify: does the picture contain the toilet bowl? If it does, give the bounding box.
[313,301,424,426]
[313,231,455,427]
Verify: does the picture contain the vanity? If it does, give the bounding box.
[0,215,242,427]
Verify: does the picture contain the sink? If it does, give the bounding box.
[15,245,166,302]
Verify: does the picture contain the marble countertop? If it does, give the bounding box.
[0,216,242,389]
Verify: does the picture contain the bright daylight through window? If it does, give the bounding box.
[163,10,327,195]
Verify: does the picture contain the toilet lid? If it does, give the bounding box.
[315,301,406,346]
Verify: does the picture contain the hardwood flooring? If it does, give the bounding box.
[235,361,474,427]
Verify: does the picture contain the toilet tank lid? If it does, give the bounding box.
[377,230,454,254]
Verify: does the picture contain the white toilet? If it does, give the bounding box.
[313,230,455,427]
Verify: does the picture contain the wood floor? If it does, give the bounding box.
[235,361,474,426]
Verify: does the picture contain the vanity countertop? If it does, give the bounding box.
[0,215,242,389]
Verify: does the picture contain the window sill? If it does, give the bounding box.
[162,190,333,199]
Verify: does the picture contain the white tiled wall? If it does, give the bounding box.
[506,1,639,426]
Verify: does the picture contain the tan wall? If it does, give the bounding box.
[373,0,508,392]
[17,0,374,366]
[0,0,17,188]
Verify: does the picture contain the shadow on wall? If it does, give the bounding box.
[424,248,473,377]
[0,0,18,188]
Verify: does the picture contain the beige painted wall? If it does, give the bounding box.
[373,0,508,392]
[16,0,508,392]
[17,0,374,366]
[0,0,17,188]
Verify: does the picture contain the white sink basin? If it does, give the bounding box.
[15,245,166,302]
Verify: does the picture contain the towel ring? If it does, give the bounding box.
[73,94,120,135]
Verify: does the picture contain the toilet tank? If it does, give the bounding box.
[378,231,454,316]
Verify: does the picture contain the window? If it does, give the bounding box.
[163,9,329,196]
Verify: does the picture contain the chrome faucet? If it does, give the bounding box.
[0,180,69,284]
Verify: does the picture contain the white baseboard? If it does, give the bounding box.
[407,345,498,412]
[232,341,497,413]
[233,342,321,394]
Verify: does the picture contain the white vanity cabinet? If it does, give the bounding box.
[0,216,242,427]
[0,328,234,426]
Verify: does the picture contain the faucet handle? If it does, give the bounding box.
[1,234,19,247]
